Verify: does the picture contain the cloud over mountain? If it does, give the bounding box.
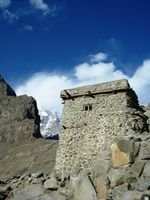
[16,73,74,114]
[15,53,150,114]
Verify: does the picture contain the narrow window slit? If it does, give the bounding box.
[83,104,93,111]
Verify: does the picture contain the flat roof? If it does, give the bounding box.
[61,79,130,100]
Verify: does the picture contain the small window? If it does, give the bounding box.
[85,105,88,111]
[83,104,92,111]
[89,105,92,111]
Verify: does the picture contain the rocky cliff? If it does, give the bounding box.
[0,75,41,143]
[0,75,58,199]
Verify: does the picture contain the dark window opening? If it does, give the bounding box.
[89,105,92,111]
[85,105,88,111]
[83,104,93,111]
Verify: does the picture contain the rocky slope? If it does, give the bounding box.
[0,139,58,200]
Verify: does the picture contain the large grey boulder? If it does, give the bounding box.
[0,75,41,143]
[143,161,150,178]
[139,142,150,160]
[44,177,58,190]
[108,168,126,187]
[71,174,97,200]
[12,185,56,200]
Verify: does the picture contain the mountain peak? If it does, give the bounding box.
[40,109,60,139]
[0,75,16,96]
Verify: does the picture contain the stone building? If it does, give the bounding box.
[55,79,147,177]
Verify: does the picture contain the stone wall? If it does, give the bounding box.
[55,79,148,176]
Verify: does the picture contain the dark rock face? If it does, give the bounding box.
[0,75,41,143]
[0,75,59,199]
[0,75,16,96]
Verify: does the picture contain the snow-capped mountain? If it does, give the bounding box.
[39,109,60,139]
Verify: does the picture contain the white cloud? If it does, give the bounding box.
[23,25,33,31]
[129,60,150,103]
[16,73,74,114]
[15,52,150,115]
[0,0,11,9]
[29,0,49,15]
[75,62,127,83]
[90,52,107,63]
[3,9,18,23]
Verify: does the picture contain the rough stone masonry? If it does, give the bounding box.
[55,79,148,177]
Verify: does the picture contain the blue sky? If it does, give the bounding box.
[0,0,150,112]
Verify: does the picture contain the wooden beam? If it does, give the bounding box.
[87,91,95,98]
[64,90,74,100]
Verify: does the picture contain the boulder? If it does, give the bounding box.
[137,176,150,191]
[71,174,97,200]
[12,184,56,200]
[0,184,10,193]
[108,168,126,187]
[111,140,139,167]
[111,143,131,168]
[31,172,43,178]
[127,160,145,177]
[124,161,145,184]
[0,182,11,198]
[111,184,128,200]
[96,176,107,200]
[44,177,58,190]
[139,142,150,160]
[122,191,143,200]
[91,159,110,179]
[143,161,150,178]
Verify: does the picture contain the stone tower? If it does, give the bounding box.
[55,79,147,177]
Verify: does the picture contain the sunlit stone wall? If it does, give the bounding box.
[55,79,147,177]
